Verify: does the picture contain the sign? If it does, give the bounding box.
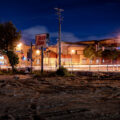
[35,33,49,48]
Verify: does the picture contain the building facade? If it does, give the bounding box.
[0,38,120,70]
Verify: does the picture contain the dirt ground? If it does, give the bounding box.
[0,73,120,120]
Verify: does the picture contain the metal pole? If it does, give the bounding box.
[30,42,32,73]
[41,46,44,73]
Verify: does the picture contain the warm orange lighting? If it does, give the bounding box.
[17,43,22,48]
[36,50,40,55]
[71,50,75,54]
[16,43,22,51]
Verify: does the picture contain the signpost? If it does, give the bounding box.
[35,33,49,73]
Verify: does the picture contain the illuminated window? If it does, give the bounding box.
[36,59,40,64]
[0,56,4,60]
[0,61,4,65]
[82,59,86,64]
[0,56,4,65]
[90,59,93,64]
[102,59,104,63]
[96,59,99,64]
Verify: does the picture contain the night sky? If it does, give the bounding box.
[0,0,120,45]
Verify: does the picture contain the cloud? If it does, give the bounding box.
[62,32,81,42]
[22,25,81,44]
[50,32,81,42]
[22,26,48,42]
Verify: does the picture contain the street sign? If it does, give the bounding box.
[35,33,49,73]
[35,33,49,48]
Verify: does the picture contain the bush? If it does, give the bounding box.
[56,66,69,76]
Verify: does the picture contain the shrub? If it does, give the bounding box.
[56,66,69,76]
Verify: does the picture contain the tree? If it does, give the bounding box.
[102,49,120,64]
[6,51,19,72]
[0,22,21,71]
[83,45,102,60]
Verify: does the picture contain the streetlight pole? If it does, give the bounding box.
[55,8,64,69]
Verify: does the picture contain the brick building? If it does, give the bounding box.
[0,38,120,70]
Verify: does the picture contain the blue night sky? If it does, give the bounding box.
[0,0,120,45]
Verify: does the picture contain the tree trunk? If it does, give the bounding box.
[11,65,15,72]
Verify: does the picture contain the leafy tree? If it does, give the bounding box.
[0,22,21,51]
[6,51,19,72]
[0,22,21,71]
[83,45,102,59]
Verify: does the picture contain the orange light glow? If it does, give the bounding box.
[36,50,40,55]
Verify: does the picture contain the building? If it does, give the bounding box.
[0,38,120,70]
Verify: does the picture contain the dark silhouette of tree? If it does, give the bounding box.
[0,22,21,71]
[6,51,19,72]
[102,49,120,64]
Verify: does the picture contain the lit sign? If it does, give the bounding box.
[36,33,49,48]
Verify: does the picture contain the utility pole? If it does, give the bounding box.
[54,8,64,68]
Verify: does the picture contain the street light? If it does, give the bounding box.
[36,50,40,55]
[71,50,75,54]
[17,43,22,48]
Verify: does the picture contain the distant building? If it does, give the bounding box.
[0,38,119,70]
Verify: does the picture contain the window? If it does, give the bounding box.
[90,59,93,64]
[96,59,99,64]
[82,59,86,64]
[36,59,40,64]
[102,59,104,63]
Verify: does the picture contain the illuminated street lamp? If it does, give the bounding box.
[36,50,40,55]
[17,43,22,48]
[16,43,23,52]
[71,49,75,55]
